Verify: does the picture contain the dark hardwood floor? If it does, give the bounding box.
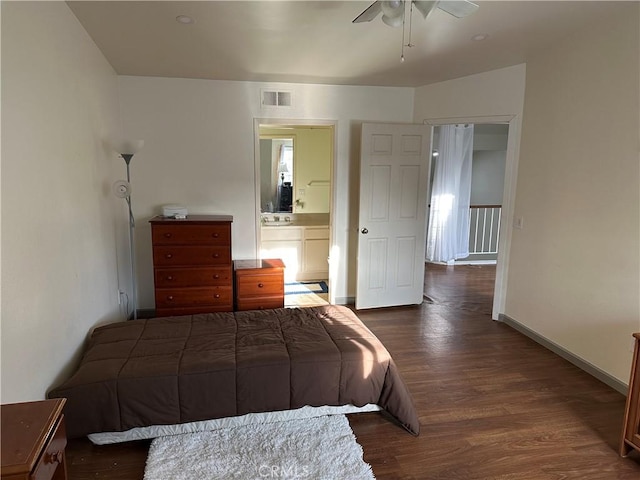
[65,263,640,479]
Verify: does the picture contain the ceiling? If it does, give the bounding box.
[67,1,627,88]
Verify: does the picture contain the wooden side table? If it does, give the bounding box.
[234,258,285,311]
[1,398,67,480]
[621,333,640,456]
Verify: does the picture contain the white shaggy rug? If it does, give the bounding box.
[143,414,375,480]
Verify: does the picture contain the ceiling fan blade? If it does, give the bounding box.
[353,1,382,23]
[436,0,479,18]
[413,1,438,20]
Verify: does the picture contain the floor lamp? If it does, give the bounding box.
[111,139,144,320]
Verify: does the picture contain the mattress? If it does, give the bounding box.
[48,305,420,438]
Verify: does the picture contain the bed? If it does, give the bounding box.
[48,305,420,440]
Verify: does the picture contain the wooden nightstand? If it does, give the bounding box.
[621,332,640,456]
[234,258,285,311]
[1,398,67,480]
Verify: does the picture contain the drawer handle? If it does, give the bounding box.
[167,295,174,301]
[214,294,220,299]
[164,233,172,238]
[212,253,220,258]
[213,274,220,279]
[258,283,264,288]
[48,451,64,464]
[165,253,173,259]
[166,276,174,281]
[212,233,219,238]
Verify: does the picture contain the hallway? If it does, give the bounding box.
[423,263,496,316]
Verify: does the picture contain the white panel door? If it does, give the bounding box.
[356,123,431,309]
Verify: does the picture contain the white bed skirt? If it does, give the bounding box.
[88,404,382,445]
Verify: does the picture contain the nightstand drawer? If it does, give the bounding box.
[154,267,232,287]
[237,274,284,296]
[32,415,67,480]
[234,259,285,311]
[152,224,230,246]
[155,286,232,308]
[153,246,231,266]
[1,399,67,480]
[236,297,284,311]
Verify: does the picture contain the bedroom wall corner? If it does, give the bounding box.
[504,3,640,384]
[1,2,126,402]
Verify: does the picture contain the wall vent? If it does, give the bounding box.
[261,90,293,107]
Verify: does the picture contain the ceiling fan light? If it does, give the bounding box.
[382,13,404,27]
[381,0,404,19]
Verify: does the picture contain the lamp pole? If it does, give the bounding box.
[121,153,137,320]
[112,138,143,320]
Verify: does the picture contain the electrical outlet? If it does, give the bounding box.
[118,290,125,305]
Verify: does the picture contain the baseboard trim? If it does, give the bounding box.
[334,297,355,306]
[499,314,628,395]
[454,260,498,266]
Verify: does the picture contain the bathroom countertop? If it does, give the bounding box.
[262,221,329,228]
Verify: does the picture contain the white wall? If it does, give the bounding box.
[117,77,414,306]
[414,64,527,122]
[505,4,640,382]
[1,2,126,402]
[471,151,506,206]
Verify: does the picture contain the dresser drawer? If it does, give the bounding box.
[155,287,232,308]
[153,246,231,266]
[152,224,230,246]
[156,305,233,316]
[236,297,284,311]
[154,267,232,288]
[32,415,67,480]
[237,274,284,296]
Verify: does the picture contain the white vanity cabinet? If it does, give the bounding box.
[261,225,329,282]
[302,227,330,280]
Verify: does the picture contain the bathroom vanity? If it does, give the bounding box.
[260,218,329,282]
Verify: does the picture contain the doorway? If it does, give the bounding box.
[424,114,521,320]
[254,120,335,308]
[425,122,509,317]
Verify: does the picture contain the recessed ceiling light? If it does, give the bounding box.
[176,15,194,25]
[472,33,489,42]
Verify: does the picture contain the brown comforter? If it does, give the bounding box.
[49,305,419,438]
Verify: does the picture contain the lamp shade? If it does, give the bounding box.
[278,162,289,174]
[110,138,144,155]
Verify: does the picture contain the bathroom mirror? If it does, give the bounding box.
[260,137,294,213]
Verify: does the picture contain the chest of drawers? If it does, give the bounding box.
[1,399,67,480]
[234,258,285,311]
[150,215,233,316]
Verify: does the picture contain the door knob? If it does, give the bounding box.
[361,228,369,234]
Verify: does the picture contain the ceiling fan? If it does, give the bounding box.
[353,0,479,27]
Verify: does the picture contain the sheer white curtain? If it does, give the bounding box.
[426,124,474,262]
